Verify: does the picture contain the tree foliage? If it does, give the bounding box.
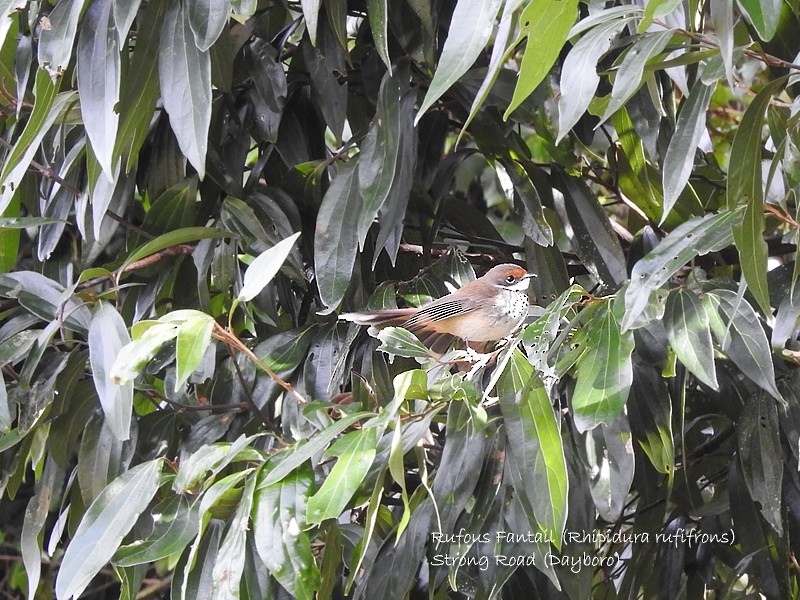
[1,0,800,598]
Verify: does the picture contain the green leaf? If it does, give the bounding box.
[705,290,782,401]
[572,301,634,432]
[622,210,741,331]
[358,74,402,246]
[261,411,375,486]
[112,0,143,41]
[159,1,212,177]
[662,82,715,221]
[376,326,433,359]
[237,231,300,302]
[664,289,718,389]
[737,0,781,40]
[504,0,578,118]
[416,0,504,122]
[211,475,255,600]
[173,435,261,493]
[55,459,163,600]
[306,427,380,524]
[368,0,391,71]
[726,77,787,315]
[118,226,231,276]
[115,0,164,172]
[110,321,178,384]
[22,457,59,598]
[498,350,568,546]
[710,0,734,85]
[0,73,76,215]
[114,495,200,566]
[601,30,673,124]
[77,0,120,178]
[253,464,320,600]
[314,163,361,313]
[499,158,553,246]
[89,301,133,440]
[738,392,782,534]
[173,311,215,392]
[187,0,230,51]
[585,415,634,521]
[557,19,628,143]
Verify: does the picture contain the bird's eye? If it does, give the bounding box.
[505,275,516,284]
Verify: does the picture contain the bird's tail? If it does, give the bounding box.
[340,309,417,331]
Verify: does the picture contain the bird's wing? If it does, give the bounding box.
[403,297,477,328]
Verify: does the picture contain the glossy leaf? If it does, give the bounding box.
[661,82,714,220]
[77,0,119,178]
[498,350,568,545]
[368,0,390,71]
[261,411,374,486]
[664,289,718,389]
[211,475,255,600]
[416,0,504,122]
[159,1,212,177]
[238,231,300,302]
[726,77,786,315]
[55,459,162,600]
[705,290,782,401]
[376,327,432,359]
[187,0,230,51]
[118,226,231,275]
[89,301,133,440]
[37,0,84,78]
[172,311,215,392]
[557,19,628,142]
[300,0,322,44]
[114,495,200,566]
[306,427,380,524]
[737,0,781,40]
[253,464,319,600]
[622,210,740,331]
[738,392,782,534]
[572,302,635,432]
[315,163,361,313]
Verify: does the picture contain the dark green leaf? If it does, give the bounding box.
[114,495,200,566]
[572,301,634,432]
[367,0,390,71]
[253,464,319,600]
[315,163,361,313]
[212,474,255,599]
[376,327,433,359]
[726,77,787,315]
[738,392,782,534]
[737,0,781,40]
[665,289,718,389]
[622,210,741,331]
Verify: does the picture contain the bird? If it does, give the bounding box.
[341,264,535,354]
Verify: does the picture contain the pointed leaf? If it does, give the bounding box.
[187,0,230,51]
[253,464,319,600]
[238,231,300,302]
[55,460,162,600]
[498,350,568,544]
[557,19,628,142]
[662,82,714,220]
[89,301,133,440]
[306,427,380,524]
[726,77,787,315]
[368,0,391,71]
[77,0,120,178]
[37,0,85,78]
[174,311,215,392]
[706,290,782,401]
[416,0,504,122]
[622,210,740,331]
[504,0,578,118]
[376,327,433,359]
[211,475,255,600]
[664,289,718,389]
[572,302,634,432]
[159,1,212,177]
[301,0,321,44]
[315,163,361,313]
[738,392,783,534]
